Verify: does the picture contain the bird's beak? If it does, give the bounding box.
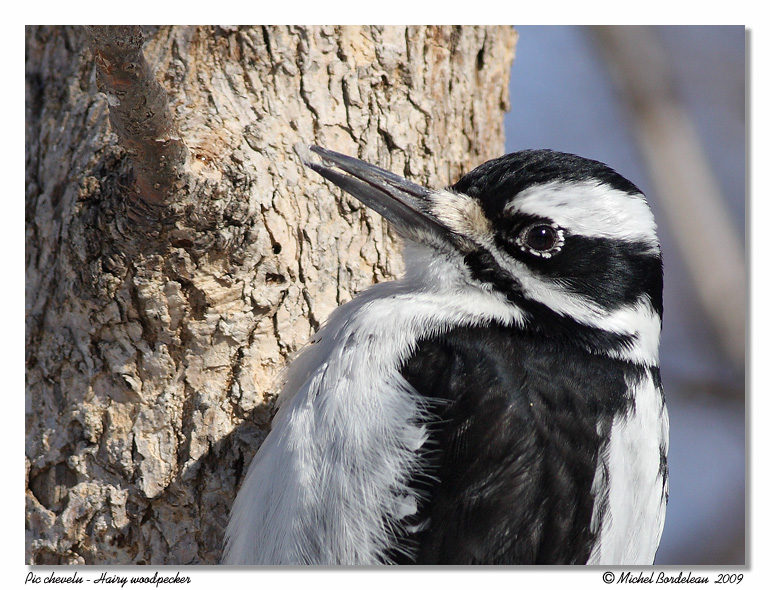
[302,145,454,245]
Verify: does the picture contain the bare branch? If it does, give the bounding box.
[85,25,187,205]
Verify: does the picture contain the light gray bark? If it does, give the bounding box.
[25,25,517,564]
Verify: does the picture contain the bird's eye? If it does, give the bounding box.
[516,223,565,258]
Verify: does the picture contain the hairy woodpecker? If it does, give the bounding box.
[224,146,668,565]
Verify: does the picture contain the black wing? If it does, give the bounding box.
[393,323,635,565]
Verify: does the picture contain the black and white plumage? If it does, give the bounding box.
[223,146,668,565]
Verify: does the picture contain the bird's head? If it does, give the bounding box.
[303,146,662,366]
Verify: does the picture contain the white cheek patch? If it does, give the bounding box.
[507,181,660,254]
[485,248,661,365]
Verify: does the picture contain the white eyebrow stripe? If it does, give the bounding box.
[506,180,660,251]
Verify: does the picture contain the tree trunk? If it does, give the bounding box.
[25,25,517,565]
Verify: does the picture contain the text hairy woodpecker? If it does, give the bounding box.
[224,146,668,565]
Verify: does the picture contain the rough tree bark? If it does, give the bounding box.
[25,25,517,565]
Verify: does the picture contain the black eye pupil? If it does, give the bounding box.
[526,225,557,251]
